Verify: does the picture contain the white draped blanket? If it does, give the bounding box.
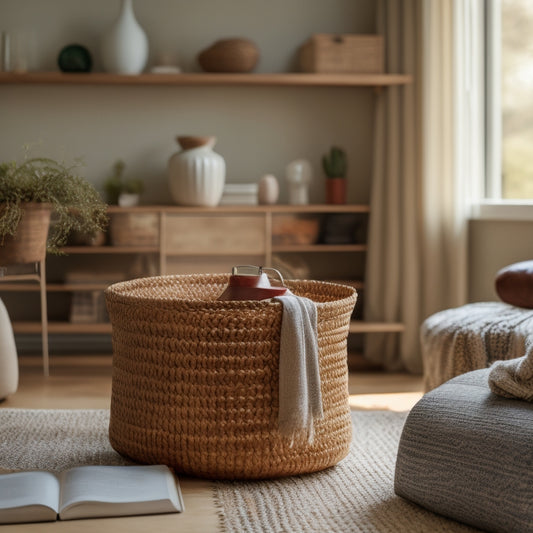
[274,294,322,442]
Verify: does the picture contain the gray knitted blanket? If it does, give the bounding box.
[422,302,533,393]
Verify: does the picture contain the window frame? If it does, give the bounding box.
[475,0,533,220]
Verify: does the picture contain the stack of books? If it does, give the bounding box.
[219,183,259,205]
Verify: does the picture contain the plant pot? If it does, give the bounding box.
[326,178,347,205]
[118,192,140,207]
[0,203,52,265]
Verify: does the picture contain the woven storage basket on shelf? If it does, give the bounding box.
[105,274,357,480]
[0,203,52,265]
[197,38,259,73]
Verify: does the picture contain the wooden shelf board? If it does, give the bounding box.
[349,321,405,333]
[106,204,371,214]
[0,72,413,87]
[0,283,111,292]
[273,244,367,253]
[13,322,112,334]
[13,320,401,335]
[60,246,159,254]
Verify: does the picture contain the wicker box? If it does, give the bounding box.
[272,215,320,245]
[109,212,159,247]
[105,274,357,480]
[299,34,384,74]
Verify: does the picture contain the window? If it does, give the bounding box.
[486,0,533,202]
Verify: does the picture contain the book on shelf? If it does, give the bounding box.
[0,464,184,524]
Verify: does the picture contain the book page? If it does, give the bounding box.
[58,465,183,520]
[0,471,59,524]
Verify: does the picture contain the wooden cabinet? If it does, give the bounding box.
[0,205,403,340]
[0,71,410,360]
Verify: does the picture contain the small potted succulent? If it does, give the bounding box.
[0,155,108,264]
[103,160,144,207]
[322,146,347,204]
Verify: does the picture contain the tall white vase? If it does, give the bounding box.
[101,0,148,74]
[0,298,18,400]
[168,136,226,207]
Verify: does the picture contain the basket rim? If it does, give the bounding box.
[104,273,357,310]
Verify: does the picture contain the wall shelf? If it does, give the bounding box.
[0,72,413,88]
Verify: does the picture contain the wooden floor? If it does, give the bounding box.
[0,355,424,533]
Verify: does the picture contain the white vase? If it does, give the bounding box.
[168,137,226,207]
[0,298,18,400]
[101,0,148,75]
[258,174,279,205]
[286,159,312,205]
[118,192,140,207]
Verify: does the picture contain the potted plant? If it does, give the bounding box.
[322,146,347,204]
[103,160,144,207]
[0,156,108,264]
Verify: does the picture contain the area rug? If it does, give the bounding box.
[0,409,480,532]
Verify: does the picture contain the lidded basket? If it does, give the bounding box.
[105,273,357,480]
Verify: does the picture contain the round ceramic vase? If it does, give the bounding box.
[168,137,226,207]
[101,0,148,74]
[258,174,279,205]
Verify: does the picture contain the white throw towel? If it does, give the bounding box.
[273,294,323,443]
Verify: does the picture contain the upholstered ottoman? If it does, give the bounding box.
[395,369,533,533]
[421,302,533,391]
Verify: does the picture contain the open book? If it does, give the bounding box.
[0,464,184,524]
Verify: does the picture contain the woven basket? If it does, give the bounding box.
[0,203,52,265]
[299,34,384,74]
[105,274,357,480]
[198,38,260,73]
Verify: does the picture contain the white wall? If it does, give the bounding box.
[0,0,377,205]
[469,219,533,302]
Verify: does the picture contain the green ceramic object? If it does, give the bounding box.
[58,44,92,73]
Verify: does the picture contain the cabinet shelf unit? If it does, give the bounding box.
[0,205,403,340]
[1,70,412,361]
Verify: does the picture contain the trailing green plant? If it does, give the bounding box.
[103,160,144,204]
[0,156,108,253]
[322,146,347,178]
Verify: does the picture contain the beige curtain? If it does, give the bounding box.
[364,0,485,372]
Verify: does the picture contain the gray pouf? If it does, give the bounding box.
[395,369,533,533]
[422,302,533,391]
[0,298,18,400]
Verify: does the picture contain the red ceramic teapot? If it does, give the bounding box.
[218,265,288,301]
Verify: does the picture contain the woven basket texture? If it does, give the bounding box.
[105,274,357,480]
[299,34,384,74]
[198,38,259,73]
[0,203,51,265]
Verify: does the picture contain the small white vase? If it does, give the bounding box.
[258,174,279,205]
[101,0,149,74]
[286,159,312,205]
[168,137,226,207]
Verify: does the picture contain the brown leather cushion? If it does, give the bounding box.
[495,260,533,308]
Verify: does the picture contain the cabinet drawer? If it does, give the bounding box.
[164,215,266,254]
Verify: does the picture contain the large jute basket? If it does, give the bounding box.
[0,203,52,265]
[105,274,357,480]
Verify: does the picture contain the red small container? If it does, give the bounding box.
[218,265,288,301]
